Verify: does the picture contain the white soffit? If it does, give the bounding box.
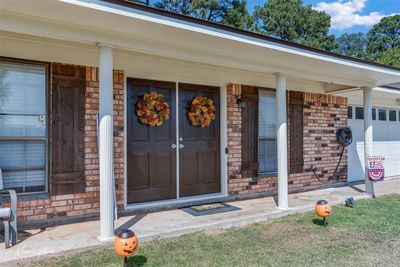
[1,0,400,88]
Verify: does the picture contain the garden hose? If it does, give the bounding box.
[310,127,353,183]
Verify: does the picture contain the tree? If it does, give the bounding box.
[221,0,253,30]
[367,15,400,60]
[154,0,193,15]
[154,0,252,29]
[335,33,367,59]
[253,0,337,51]
[377,48,400,68]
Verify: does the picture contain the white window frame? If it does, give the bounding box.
[258,88,277,176]
[0,58,49,195]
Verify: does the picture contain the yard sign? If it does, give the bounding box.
[367,156,385,182]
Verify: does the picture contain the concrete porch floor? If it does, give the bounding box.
[1,177,399,265]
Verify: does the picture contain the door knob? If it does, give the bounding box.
[171,144,177,149]
[179,144,184,149]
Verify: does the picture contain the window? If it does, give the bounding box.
[347,106,352,119]
[399,111,400,122]
[355,107,364,119]
[0,60,47,193]
[378,109,387,121]
[372,108,376,120]
[389,110,397,121]
[258,90,277,174]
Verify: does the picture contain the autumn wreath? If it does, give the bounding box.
[136,92,170,127]
[188,96,216,128]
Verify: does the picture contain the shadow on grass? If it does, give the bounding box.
[312,218,329,226]
[126,255,148,266]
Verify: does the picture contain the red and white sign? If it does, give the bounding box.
[367,156,385,182]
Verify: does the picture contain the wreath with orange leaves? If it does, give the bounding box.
[136,92,170,127]
[188,96,216,128]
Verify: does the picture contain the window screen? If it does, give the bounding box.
[258,90,277,174]
[0,60,47,193]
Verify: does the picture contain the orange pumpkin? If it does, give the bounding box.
[315,200,332,218]
[114,230,139,257]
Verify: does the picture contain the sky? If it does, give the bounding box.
[247,0,399,36]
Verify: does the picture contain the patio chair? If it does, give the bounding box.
[0,168,18,248]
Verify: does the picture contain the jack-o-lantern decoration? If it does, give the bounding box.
[114,229,139,258]
[315,200,332,226]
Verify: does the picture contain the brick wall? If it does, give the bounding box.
[15,64,125,223]
[11,73,348,223]
[227,84,348,195]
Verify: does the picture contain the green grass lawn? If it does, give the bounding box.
[33,195,400,267]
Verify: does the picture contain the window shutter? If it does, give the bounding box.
[241,86,258,178]
[51,64,86,195]
[288,91,304,174]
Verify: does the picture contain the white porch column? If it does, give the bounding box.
[98,44,114,242]
[275,73,288,209]
[363,87,374,195]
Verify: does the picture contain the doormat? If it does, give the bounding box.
[181,203,241,216]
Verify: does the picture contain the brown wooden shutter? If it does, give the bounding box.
[241,86,259,178]
[51,64,86,195]
[288,91,304,174]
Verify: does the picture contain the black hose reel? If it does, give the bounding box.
[310,127,353,182]
[336,127,353,147]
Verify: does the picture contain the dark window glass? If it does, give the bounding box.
[355,107,364,119]
[399,111,400,122]
[347,106,352,119]
[378,109,386,121]
[372,108,376,120]
[389,110,396,121]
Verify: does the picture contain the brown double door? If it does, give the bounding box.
[127,79,220,204]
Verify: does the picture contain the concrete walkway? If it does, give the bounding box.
[1,178,399,265]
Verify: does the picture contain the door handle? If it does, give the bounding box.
[171,144,177,149]
[179,144,184,149]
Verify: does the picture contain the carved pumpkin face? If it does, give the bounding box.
[315,200,332,218]
[114,231,139,257]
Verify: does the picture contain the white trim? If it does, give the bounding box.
[125,192,228,211]
[98,45,115,241]
[374,87,400,95]
[363,87,374,195]
[123,75,128,210]
[122,78,228,210]
[220,85,228,195]
[276,73,288,210]
[0,11,388,88]
[61,0,400,77]
[175,82,180,199]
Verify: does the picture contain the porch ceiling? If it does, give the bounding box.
[1,0,400,90]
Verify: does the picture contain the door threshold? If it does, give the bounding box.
[124,193,229,213]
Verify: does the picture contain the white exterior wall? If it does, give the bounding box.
[344,89,400,182]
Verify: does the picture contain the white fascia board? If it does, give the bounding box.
[374,87,400,95]
[61,0,400,78]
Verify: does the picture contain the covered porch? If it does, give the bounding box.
[1,177,400,265]
[1,0,400,244]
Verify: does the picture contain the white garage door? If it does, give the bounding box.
[348,106,400,182]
